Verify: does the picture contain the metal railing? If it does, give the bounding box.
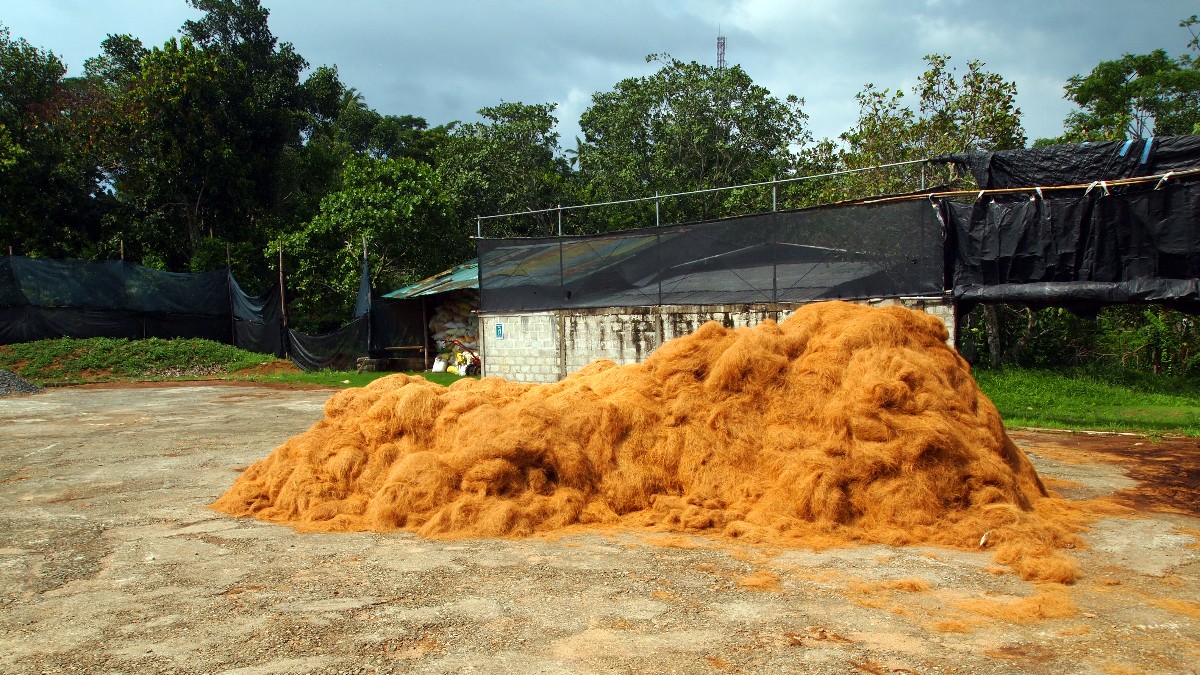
[475,158,934,237]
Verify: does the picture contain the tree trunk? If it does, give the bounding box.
[983,304,1003,368]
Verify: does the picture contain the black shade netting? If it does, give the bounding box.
[477,199,944,312]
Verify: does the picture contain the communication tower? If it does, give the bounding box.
[717,34,726,70]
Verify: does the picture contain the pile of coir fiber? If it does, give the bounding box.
[213,301,1079,581]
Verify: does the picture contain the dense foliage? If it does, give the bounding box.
[1,2,1198,374]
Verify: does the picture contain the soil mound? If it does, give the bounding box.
[214,301,1077,580]
[232,360,303,376]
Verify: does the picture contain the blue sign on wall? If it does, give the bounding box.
[495,323,504,340]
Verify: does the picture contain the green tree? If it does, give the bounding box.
[181,0,307,202]
[83,33,147,86]
[578,55,808,228]
[102,37,238,268]
[91,0,307,271]
[797,54,1024,205]
[435,101,568,237]
[0,25,108,258]
[1061,50,1200,140]
[277,65,450,235]
[299,76,444,162]
[1051,18,1200,142]
[280,156,461,330]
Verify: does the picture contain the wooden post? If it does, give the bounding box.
[227,264,236,347]
[226,241,235,346]
[361,234,371,355]
[119,240,124,260]
[421,296,429,369]
[278,240,289,359]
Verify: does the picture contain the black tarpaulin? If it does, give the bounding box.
[946,176,1200,312]
[229,273,282,324]
[354,255,372,318]
[934,135,1200,189]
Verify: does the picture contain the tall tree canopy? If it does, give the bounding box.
[0,25,107,257]
[281,156,460,330]
[89,0,307,270]
[799,54,1024,203]
[435,101,568,237]
[578,55,808,226]
[1053,17,1200,142]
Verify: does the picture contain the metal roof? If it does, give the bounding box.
[382,259,479,300]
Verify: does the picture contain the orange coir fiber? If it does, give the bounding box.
[213,301,1077,579]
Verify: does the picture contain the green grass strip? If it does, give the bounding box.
[974,367,1200,436]
[0,338,473,388]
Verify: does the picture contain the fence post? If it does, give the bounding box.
[657,228,663,306]
[557,205,564,299]
[227,265,236,346]
[362,234,372,355]
[655,193,660,228]
[278,239,289,359]
[476,215,482,238]
[772,176,778,212]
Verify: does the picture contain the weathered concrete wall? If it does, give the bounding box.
[480,296,955,384]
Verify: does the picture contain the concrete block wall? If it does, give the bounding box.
[477,313,559,383]
[480,297,955,384]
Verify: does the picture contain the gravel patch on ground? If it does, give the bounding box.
[0,370,41,398]
[1,385,1197,674]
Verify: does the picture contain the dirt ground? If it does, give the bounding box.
[1,384,1197,674]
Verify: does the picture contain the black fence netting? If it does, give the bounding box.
[477,199,945,312]
[0,257,232,345]
[229,274,286,358]
[0,255,422,370]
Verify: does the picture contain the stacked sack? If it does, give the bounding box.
[429,290,479,354]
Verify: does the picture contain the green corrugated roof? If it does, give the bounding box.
[382,259,479,299]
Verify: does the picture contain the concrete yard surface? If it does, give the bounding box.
[1,384,1198,674]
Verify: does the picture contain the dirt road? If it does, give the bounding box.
[1,385,1197,674]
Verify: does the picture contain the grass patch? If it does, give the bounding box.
[0,337,274,382]
[0,338,475,388]
[974,366,1200,436]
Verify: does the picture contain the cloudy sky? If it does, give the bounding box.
[2,0,1196,148]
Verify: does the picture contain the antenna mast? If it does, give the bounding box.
[716,32,726,70]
